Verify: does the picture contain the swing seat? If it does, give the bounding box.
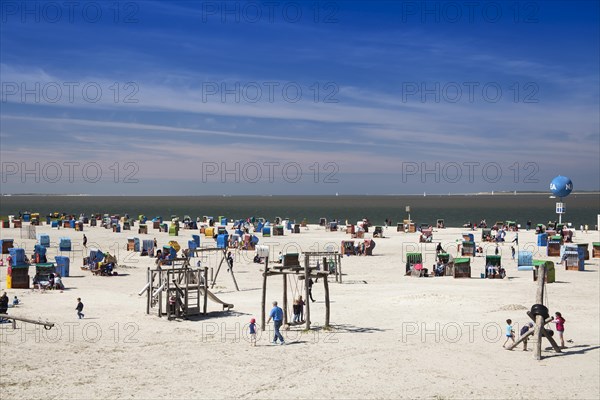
[285,321,305,328]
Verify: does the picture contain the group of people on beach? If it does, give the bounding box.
[503,312,567,350]
[248,294,315,346]
[32,272,64,291]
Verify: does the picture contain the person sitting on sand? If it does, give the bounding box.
[434,262,444,277]
[155,250,163,266]
[12,296,19,307]
[520,322,534,351]
[486,263,496,278]
[32,273,44,291]
[498,266,506,278]
[54,274,64,290]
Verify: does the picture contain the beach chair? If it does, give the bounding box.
[405,253,423,276]
[533,260,555,283]
[373,226,383,238]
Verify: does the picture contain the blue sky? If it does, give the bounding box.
[1,0,598,195]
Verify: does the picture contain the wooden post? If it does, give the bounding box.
[526,312,562,353]
[508,315,552,350]
[0,314,55,329]
[146,268,151,315]
[229,264,240,292]
[158,271,164,318]
[534,264,546,360]
[203,267,208,315]
[339,254,342,283]
[324,274,330,328]
[196,269,200,311]
[210,267,213,284]
[305,255,311,330]
[210,251,226,289]
[331,255,337,282]
[283,273,288,325]
[184,273,189,317]
[261,257,269,331]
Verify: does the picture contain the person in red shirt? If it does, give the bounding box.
[552,312,566,348]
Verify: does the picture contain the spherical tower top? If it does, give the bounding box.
[550,175,573,198]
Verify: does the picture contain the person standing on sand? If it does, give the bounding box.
[292,298,301,323]
[0,292,9,315]
[511,246,516,260]
[552,312,566,348]
[83,234,87,248]
[267,301,285,345]
[297,296,305,322]
[249,318,257,346]
[503,319,515,348]
[436,242,444,254]
[76,298,85,319]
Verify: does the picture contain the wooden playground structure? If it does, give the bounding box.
[507,264,562,359]
[261,252,337,331]
[0,314,55,330]
[303,251,342,283]
[141,248,236,320]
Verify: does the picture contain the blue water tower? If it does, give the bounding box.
[550,176,573,224]
[550,176,573,198]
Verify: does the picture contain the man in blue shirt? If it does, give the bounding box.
[267,301,285,345]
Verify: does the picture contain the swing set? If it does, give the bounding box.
[261,252,332,331]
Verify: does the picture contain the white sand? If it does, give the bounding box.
[1,222,599,399]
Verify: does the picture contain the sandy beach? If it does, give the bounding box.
[1,222,599,399]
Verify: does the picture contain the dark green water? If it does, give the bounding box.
[1,194,598,227]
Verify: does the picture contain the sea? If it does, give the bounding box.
[1,194,599,228]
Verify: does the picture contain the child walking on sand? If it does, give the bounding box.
[76,298,85,319]
[552,312,566,348]
[249,318,257,346]
[503,319,515,348]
